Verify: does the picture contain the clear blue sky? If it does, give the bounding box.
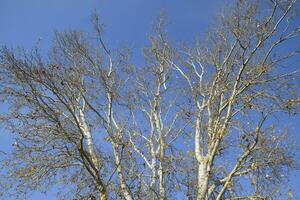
[0,0,299,199]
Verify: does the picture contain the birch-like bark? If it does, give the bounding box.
[112,142,133,200]
[197,159,209,200]
[78,107,108,200]
[195,112,210,200]
[150,135,157,200]
[154,84,166,199]
[108,92,133,200]
[158,137,166,200]
[78,108,99,168]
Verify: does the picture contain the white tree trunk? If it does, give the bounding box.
[197,160,209,200]
[195,114,209,200]
[156,137,166,199]
[150,148,157,200]
[79,108,99,168]
[158,142,166,200]
[112,143,133,200]
[78,109,109,200]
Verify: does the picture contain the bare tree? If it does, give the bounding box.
[0,25,135,199]
[162,0,300,199]
[0,0,300,200]
[124,17,188,200]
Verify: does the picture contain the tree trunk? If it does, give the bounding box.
[79,109,109,200]
[150,153,157,200]
[197,159,209,200]
[113,143,133,200]
[79,109,99,168]
[158,139,166,200]
[99,189,108,200]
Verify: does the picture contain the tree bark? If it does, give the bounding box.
[150,147,157,200]
[99,188,108,200]
[158,140,166,200]
[112,144,133,200]
[197,158,209,200]
[79,108,99,168]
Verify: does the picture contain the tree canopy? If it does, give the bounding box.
[0,0,300,199]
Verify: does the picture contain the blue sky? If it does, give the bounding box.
[0,0,229,50]
[0,0,299,199]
